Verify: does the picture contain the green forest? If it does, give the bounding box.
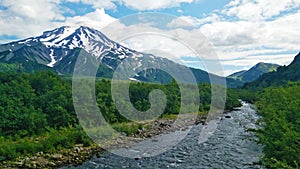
[237,54,300,168]
[0,71,240,163]
[256,82,300,168]
[237,82,300,169]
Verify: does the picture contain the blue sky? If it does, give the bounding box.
[0,0,299,75]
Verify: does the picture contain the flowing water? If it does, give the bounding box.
[61,102,264,169]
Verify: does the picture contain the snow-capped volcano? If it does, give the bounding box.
[15,26,136,64]
[0,26,167,79]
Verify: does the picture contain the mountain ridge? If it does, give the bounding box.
[243,52,300,89]
[228,62,280,83]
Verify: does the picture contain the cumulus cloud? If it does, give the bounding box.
[100,21,199,59]
[200,21,258,46]
[65,8,117,29]
[222,0,300,21]
[167,14,221,28]
[1,0,63,21]
[0,0,117,43]
[221,54,293,67]
[102,23,217,60]
[65,0,117,10]
[0,0,64,40]
[65,0,197,11]
[201,9,300,68]
[120,0,194,10]
[253,12,300,50]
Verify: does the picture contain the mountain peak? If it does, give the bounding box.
[252,62,280,70]
[28,25,127,58]
[256,62,265,65]
[78,25,93,30]
[42,26,72,36]
[291,51,300,64]
[72,26,110,44]
[228,62,280,83]
[77,25,95,33]
[15,26,109,49]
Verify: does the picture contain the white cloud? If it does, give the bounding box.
[225,0,241,8]
[200,21,258,47]
[65,8,117,29]
[221,54,294,67]
[120,0,194,10]
[65,0,197,11]
[0,0,64,40]
[254,11,300,50]
[222,0,300,21]
[167,16,199,28]
[102,23,217,60]
[120,34,194,59]
[0,0,117,43]
[65,0,117,10]
[177,9,183,13]
[167,14,220,28]
[1,0,63,21]
[198,10,300,63]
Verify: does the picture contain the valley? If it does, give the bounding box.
[0,26,299,169]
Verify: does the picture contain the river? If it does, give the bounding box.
[60,102,264,169]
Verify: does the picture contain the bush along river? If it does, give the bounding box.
[60,102,264,169]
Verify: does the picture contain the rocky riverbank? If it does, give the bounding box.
[64,103,263,169]
[0,113,208,169]
[1,144,104,169]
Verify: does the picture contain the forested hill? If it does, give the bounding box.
[243,52,300,89]
[228,62,280,83]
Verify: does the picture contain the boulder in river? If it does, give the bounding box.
[225,115,231,118]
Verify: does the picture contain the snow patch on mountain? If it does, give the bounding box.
[41,26,76,47]
[47,49,56,67]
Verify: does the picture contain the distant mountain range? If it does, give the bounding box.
[243,52,300,89]
[228,62,280,83]
[0,26,290,88]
